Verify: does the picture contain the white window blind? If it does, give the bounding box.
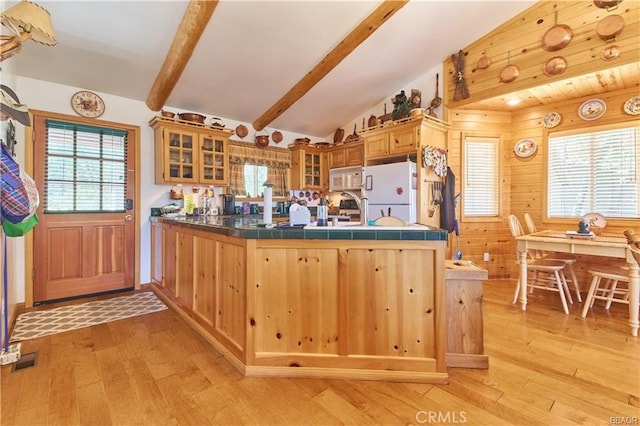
[45,120,127,213]
[548,126,639,218]
[463,137,499,216]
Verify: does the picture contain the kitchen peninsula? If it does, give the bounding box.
[150,216,450,383]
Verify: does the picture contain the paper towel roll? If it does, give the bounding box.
[263,183,273,224]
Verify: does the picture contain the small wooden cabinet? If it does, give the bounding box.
[150,116,233,185]
[198,131,229,185]
[289,144,324,189]
[444,260,488,369]
[328,142,364,169]
[363,118,419,160]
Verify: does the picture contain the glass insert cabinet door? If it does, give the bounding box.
[166,129,196,182]
[305,152,321,187]
[199,133,228,185]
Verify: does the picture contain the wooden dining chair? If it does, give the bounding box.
[581,265,630,318]
[582,230,639,318]
[523,213,582,303]
[508,214,573,314]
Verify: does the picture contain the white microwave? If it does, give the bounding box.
[329,166,362,191]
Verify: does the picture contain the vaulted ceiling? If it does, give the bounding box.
[8,0,538,137]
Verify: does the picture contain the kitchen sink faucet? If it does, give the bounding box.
[341,189,368,225]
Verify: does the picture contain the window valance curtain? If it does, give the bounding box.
[228,140,291,168]
[228,140,291,196]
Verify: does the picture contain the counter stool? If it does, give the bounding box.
[581,265,630,318]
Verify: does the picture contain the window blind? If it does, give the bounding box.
[463,137,499,216]
[44,120,128,213]
[548,127,639,218]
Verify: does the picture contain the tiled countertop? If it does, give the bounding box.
[151,215,448,241]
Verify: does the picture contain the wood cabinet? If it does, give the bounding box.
[150,218,450,383]
[150,221,246,360]
[362,117,422,160]
[198,130,229,185]
[150,116,233,185]
[289,144,324,189]
[328,141,364,169]
[361,114,448,163]
[444,260,488,369]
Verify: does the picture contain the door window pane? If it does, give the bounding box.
[44,120,128,213]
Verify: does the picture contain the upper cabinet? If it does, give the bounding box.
[289,144,324,189]
[328,141,364,169]
[362,117,422,160]
[199,130,228,185]
[150,117,233,185]
[361,114,448,164]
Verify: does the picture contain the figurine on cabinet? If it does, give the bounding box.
[391,90,410,120]
[409,88,422,109]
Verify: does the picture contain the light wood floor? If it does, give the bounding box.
[1,279,638,425]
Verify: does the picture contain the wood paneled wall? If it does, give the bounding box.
[447,110,514,278]
[444,0,640,108]
[508,85,639,284]
[449,85,639,282]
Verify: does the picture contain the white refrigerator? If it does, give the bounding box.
[363,161,417,223]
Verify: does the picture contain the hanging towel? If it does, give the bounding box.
[440,167,456,233]
[422,146,447,177]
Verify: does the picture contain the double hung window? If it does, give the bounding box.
[463,137,500,217]
[547,126,639,219]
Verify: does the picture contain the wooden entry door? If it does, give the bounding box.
[32,115,135,303]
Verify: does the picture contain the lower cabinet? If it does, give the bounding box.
[444,260,488,369]
[150,219,451,382]
[150,221,246,359]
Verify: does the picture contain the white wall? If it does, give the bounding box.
[333,65,444,141]
[15,76,315,298]
[1,60,25,306]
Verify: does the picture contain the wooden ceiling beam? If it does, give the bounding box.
[252,0,408,132]
[146,1,219,111]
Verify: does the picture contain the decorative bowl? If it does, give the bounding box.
[178,112,206,124]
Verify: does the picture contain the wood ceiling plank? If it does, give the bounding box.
[445,0,640,111]
[252,0,409,131]
[146,1,219,112]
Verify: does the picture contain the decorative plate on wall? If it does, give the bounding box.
[542,112,562,128]
[623,96,640,115]
[514,139,537,158]
[578,99,606,121]
[582,212,607,228]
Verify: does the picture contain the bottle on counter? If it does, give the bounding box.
[317,197,328,226]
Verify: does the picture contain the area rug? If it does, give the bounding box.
[10,291,167,343]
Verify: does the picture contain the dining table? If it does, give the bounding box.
[516,230,640,336]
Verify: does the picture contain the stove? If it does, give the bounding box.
[338,199,360,219]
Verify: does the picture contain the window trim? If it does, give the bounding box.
[461,133,503,222]
[543,122,640,225]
